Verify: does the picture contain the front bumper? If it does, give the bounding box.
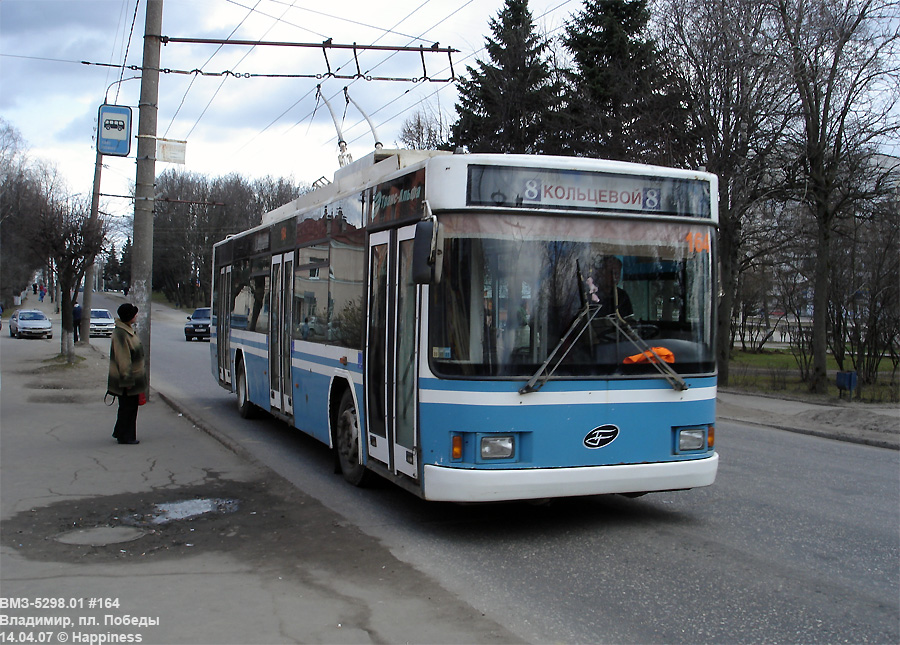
[422,454,718,502]
[17,328,52,338]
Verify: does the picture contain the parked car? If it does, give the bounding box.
[89,308,116,337]
[185,307,211,341]
[9,309,52,339]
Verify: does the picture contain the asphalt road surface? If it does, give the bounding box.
[102,293,899,644]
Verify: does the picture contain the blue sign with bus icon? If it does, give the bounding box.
[97,104,132,157]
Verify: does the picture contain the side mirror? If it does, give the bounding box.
[412,214,443,284]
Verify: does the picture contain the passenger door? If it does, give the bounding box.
[216,265,232,385]
[365,226,419,479]
[269,253,294,415]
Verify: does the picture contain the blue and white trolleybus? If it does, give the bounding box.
[211,150,719,502]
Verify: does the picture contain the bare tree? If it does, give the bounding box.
[0,120,47,306]
[827,157,900,392]
[398,106,450,150]
[655,0,794,384]
[27,193,107,362]
[771,0,900,392]
[153,169,307,309]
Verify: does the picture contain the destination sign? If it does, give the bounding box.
[467,165,711,218]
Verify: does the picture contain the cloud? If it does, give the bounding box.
[1,0,573,197]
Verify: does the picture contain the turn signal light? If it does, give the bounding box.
[452,435,463,460]
[708,425,715,449]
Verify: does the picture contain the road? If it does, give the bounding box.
[97,293,900,644]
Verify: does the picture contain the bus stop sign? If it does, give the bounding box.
[97,104,132,157]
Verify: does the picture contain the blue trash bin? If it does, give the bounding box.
[836,371,857,398]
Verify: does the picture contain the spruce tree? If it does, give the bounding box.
[103,244,122,290]
[120,237,133,294]
[452,0,562,154]
[563,0,695,164]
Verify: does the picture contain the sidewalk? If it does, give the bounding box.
[717,389,899,449]
[0,294,519,644]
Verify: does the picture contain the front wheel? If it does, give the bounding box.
[236,362,256,419]
[335,389,372,487]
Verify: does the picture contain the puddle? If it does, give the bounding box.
[149,498,238,524]
[55,526,146,546]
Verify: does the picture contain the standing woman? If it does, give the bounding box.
[108,303,146,445]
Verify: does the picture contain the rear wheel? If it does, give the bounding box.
[335,389,372,486]
[236,361,256,419]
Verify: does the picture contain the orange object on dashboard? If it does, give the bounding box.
[623,347,675,364]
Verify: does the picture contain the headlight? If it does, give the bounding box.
[481,436,515,460]
[678,428,706,451]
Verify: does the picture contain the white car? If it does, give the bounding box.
[90,309,115,337]
[9,309,52,339]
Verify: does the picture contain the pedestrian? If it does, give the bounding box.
[107,303,146,445]
[38,285,45,302]
[73,303,82,343]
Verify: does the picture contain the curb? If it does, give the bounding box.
[715,413,899,450]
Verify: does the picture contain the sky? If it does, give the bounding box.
[0,0,580,222]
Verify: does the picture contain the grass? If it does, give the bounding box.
[728,349,899,403]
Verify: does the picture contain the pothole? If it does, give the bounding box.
[51,498,239,546]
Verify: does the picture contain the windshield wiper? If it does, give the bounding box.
[518,302,604,394]
[519,262,687,394]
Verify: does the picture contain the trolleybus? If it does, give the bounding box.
[211,150,719,502]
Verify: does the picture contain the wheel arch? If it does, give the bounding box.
[327,374,356,451]
[231,349,247,394]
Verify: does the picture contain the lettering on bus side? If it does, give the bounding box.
[583,424,619,449]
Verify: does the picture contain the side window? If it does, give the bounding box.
[230,259,251,330]
[328,227,366,349]
[248,256,270,334]
[294,245,330,342]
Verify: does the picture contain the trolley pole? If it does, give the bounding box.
[132,0,163,386]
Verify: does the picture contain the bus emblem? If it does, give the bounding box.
[584,425,619,449]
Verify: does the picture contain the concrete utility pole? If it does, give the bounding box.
[132,0,163,386]
[79,150,103,345]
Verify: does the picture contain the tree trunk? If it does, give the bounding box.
[810,212,831,393]
[716,186,739,386]
[59,285,76,364]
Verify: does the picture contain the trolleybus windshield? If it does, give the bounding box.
[429,213,715,379]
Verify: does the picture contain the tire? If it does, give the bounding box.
[335,389,372,487]
[185,335,192,342]
[235,361,256,419]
